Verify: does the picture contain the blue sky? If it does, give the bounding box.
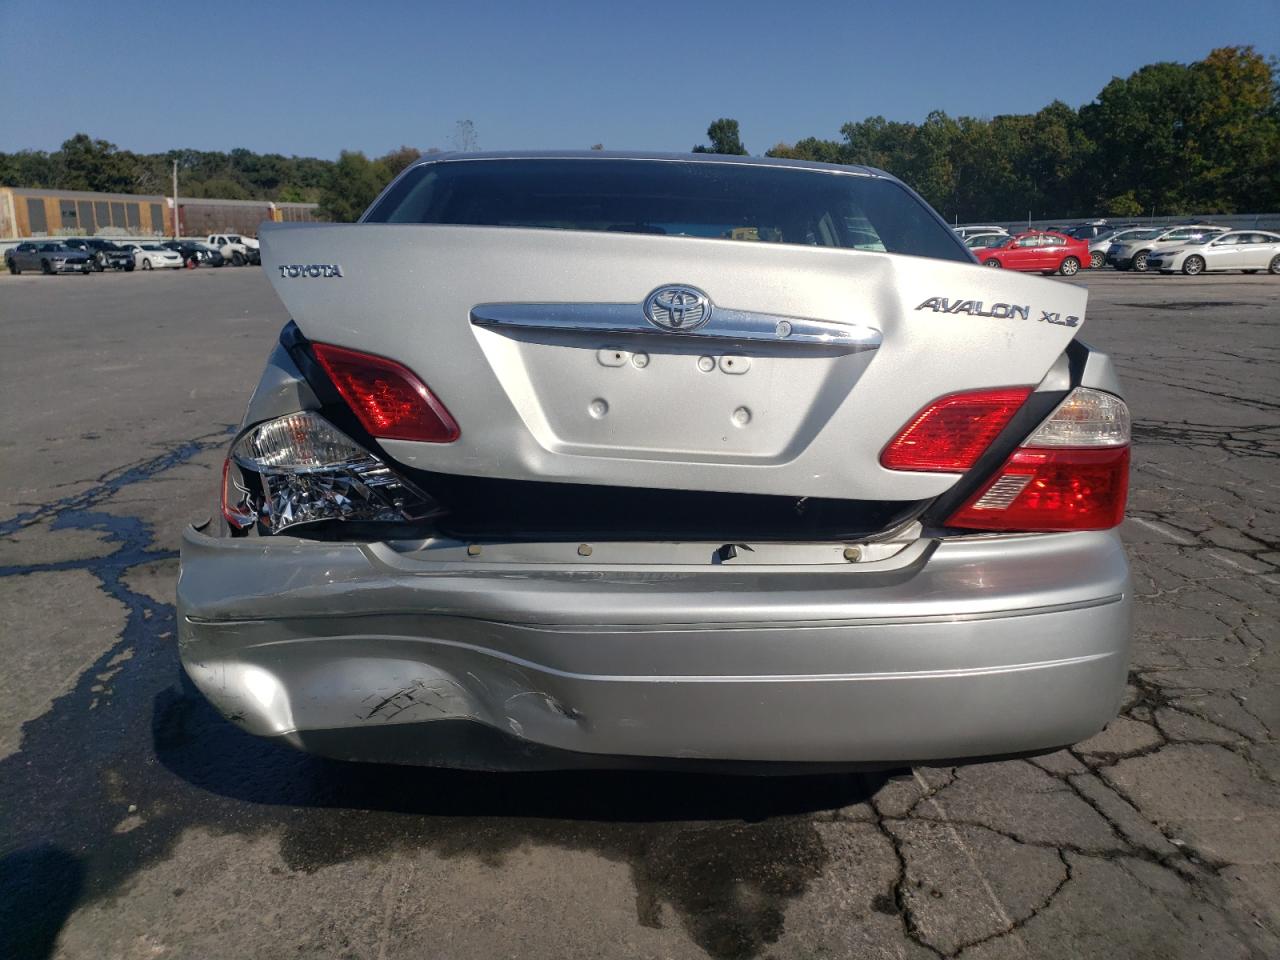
[0,0,1274,158]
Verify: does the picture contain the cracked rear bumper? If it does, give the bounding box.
[177,527,1132,769]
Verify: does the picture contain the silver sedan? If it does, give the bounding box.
[1147,230,1280,275]
[178,151,1133,772]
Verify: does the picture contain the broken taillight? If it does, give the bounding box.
[221,411,438,534]
[946,388,1130,531]
[312,342,460,443]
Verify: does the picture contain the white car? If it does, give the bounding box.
[1147,230,1280,276]
[124,242,184,270]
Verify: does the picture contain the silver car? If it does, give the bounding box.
[179,152,1133,771]
[962,232,1008,252]
[1105,224,1226,272]
[954,224,1008,240]
[4,241,93,275]
[1146,230,1280,275]
[1087,227,1149,268]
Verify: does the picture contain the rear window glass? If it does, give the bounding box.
[365,159,969,262]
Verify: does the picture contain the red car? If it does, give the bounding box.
[975,231,1090,276]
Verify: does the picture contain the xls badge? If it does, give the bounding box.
[279,264,343,278]
[915,297,1079,328]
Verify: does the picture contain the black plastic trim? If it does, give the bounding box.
[286,717,1071,776]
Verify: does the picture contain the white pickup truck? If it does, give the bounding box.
[206,233,260,266]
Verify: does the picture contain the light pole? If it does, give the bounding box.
[172,159,179,239]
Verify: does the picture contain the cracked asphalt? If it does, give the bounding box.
[1,266,1277,959]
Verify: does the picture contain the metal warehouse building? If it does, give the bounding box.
[0,187,321,239]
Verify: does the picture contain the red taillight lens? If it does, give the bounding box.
[946,447,1130,531]
[880,388,1032,472]
[312,343,459,443]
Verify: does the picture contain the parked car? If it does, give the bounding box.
[211,232,260,252]
[81,238,136,272]
[1061,220,1127,242]
[5,241,93,275]
[206,234,256,266]
[976,230,1091,275]
[164,240,225,267]
[1087,227,1151,269]
[179,151,1132,773]
[222,233,262,265]
[122,242,185,270]
[1105,225,1226,272]
[963,232,1008,252]
[1147,230,1280,275]
[954,224,1008,240]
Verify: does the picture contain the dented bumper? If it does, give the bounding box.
[177,526,1131,769]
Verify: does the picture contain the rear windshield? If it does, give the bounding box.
[365,158,969,262]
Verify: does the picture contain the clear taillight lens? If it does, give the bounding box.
[234,410,369,471]
[946,387,1130,532]
[1023,388,1130,447]
[221,411,437,534]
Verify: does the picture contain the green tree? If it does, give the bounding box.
[1080,61,1201,214]
[193,178,251,200]
[693,118,747,155]
[765,137,846,163]
[1185,46,1280,210]
[318,151,386,221]
[378,146,422,179]
[54,134,134,192]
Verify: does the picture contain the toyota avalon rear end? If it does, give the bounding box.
[177,152,1131,771]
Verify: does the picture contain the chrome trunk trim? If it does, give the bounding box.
[471,302,881,350]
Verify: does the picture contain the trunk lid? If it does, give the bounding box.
[259,223,1085,502]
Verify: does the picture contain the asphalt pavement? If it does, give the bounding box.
[1,265,1277,959]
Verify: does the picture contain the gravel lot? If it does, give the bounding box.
[1,266,1277,960]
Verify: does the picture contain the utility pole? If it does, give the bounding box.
[172,159,179,239]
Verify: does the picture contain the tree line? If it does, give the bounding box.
[2,47,1274,223]
[758,46,1279,221]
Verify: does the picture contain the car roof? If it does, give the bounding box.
[405,149,885,181]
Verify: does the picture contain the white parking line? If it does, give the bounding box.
[913,770,1027,955]
[1128,517,1195,545]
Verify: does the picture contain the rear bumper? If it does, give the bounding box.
[177,527,1132,769]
